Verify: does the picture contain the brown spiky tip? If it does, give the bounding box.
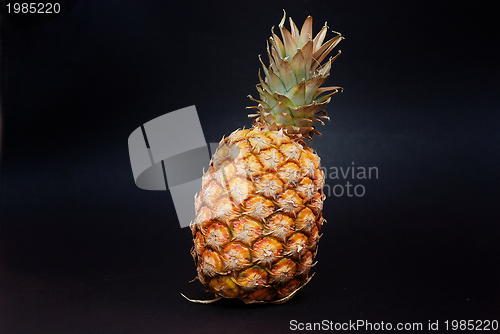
[248,10,344,139]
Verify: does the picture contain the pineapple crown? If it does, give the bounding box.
[248,11,343,140]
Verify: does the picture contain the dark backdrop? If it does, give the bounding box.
[1,1,499,333]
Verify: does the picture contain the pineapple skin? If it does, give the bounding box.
[190,127,326,303]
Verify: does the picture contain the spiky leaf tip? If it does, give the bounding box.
[248,10,344,140]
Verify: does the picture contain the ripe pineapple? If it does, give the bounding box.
[187,12,343,304]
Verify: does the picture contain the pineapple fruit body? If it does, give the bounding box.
[191,128,325,303]
[188,11,343,303]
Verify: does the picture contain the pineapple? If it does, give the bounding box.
[187,11,343,304]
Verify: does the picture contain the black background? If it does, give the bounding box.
[1,1,499,333]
